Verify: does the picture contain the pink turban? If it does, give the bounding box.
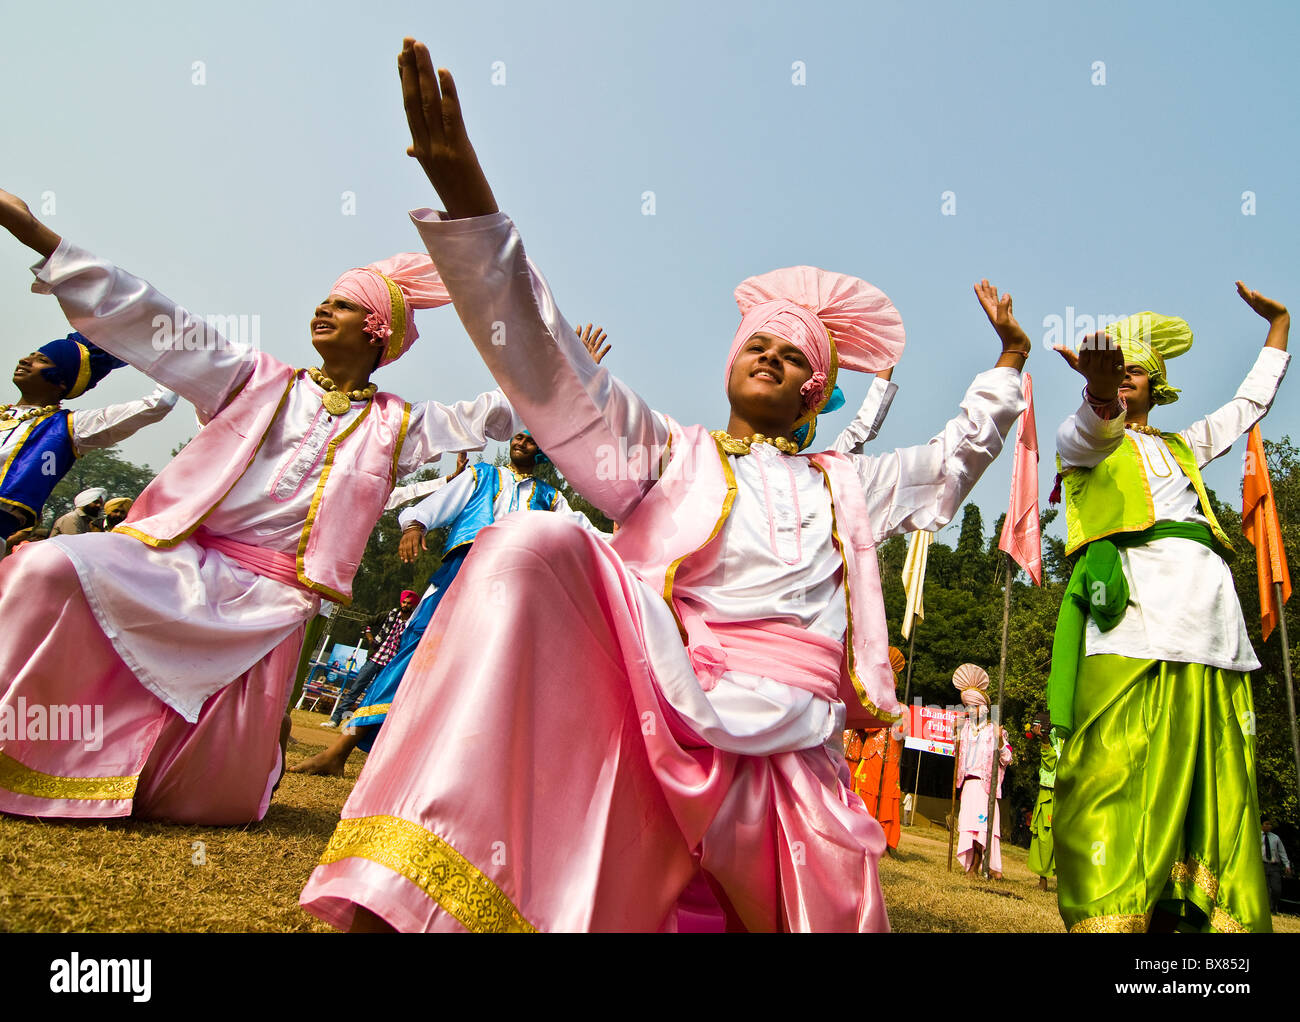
[330,253,453,367]
[400,590,418,602]
[725,266,906,426]
[952,663,990,708]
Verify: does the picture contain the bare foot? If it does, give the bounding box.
[1038,876,1049,891]
[289,731,364,776]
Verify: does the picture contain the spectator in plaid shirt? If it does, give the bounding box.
[321,591,419,728]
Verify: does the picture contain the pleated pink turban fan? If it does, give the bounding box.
[330,253,453,367]
[952,663,990,708]
[725,266,907,446]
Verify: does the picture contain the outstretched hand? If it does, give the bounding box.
[577,323,611,364]
[399,38,498,220]
[1236,281,1288,324]
[0,188,61,257]
[974,280,1031,355]
[1054,331,1124,402]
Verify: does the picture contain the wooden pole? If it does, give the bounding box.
[947,735,961,872]
[983,552,1012,880]
[909,744,923,826]
[1275,582,1300,820]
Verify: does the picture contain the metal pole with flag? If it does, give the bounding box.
[1243,425,1298,812]
[983,372,1041,877]
[901,530,931,705]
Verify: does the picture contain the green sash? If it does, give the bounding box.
[1046,522,1221,733]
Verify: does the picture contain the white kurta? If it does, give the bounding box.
[398,463,601,536]
[0,385,178,464]
[413,208,1026,756]
[1057,346,1290,671]
[831,376,898,455]
[27,241,517,721]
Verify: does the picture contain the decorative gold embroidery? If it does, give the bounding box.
[1069,912,1151,933]
[661,436,737,641]
[0,750,137,801]
[1168,856,1250,933]
[809,461,900,725]
[294,399,374,605]
[319,815,536,933]
[349,703,391,720]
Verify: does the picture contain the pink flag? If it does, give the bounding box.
[998,373,1042,585]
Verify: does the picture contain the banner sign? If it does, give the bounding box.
[902,705,963,757]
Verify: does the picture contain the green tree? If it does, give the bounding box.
[43,447,158,525]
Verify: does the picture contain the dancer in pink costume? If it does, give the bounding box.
[952,664,1013,878]
[299,40,1031,932]
[0,187,516,825]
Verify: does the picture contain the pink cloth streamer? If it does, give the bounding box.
[330,252,453,366]
[726,266,906,412]
[0,541,301,824]
[299,514,890,932]
[997,372,1042,585]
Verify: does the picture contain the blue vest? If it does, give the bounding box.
[0,410,76,535]
[442,464,558,555]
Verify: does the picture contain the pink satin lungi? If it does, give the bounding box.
[300,514,890,932]
[0,540,302,825]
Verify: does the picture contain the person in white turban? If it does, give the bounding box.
[48,487,107,537]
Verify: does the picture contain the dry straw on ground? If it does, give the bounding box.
[1,708,1296,933]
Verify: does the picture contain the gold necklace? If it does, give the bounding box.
[0,403,59,431]
[711,430,800,456]
[306,367,377,416]
[1127,425,1173,478]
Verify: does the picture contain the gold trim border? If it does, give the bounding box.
[319,814,537,933]
[1069,856,1251,933]
[0,750,137,802]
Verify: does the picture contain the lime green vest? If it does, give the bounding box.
[1060,431,1233,557]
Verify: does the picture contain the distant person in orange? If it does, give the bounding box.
[846,646,907,855]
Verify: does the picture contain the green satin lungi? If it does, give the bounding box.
[1054,654,1271,932]
[1028,786,1055,878]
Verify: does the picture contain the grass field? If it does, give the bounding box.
[1,707,1296,933]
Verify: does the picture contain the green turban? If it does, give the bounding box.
[1107,311,1193,406]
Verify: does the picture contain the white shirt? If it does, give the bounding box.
[1057,346,1290,670]
[28,240,516,720]
[0,386,178,470]
[413,208,1026,755]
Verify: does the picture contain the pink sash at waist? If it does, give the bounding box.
[194,527,310,592]
[681,610,843,703]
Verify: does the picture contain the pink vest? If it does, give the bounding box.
[118,353,410,604]
[610,418,902,727]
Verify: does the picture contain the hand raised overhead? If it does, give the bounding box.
[1235,281,1288,324]
[0,188,61,258]
[576,323,612,364]
[974,279,1031,370]
[399,38,499,219]
[1055,331,1124,402]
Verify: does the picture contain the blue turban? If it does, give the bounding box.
[521,429,550,466]
[36,332,126,399]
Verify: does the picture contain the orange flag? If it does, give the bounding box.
[998,372,1042,585]
[1243,425,1291,641]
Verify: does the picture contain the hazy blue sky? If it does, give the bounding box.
[5,0,1296,547]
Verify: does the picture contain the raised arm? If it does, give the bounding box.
[831,372,898,455]
[70,386,179,452]
[1053,328,1128,470]
[399,40,665,521]
[396,390,519,478]
[4,190,254,419]
[1179,284,1290,468]
[855,282,1029,541]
